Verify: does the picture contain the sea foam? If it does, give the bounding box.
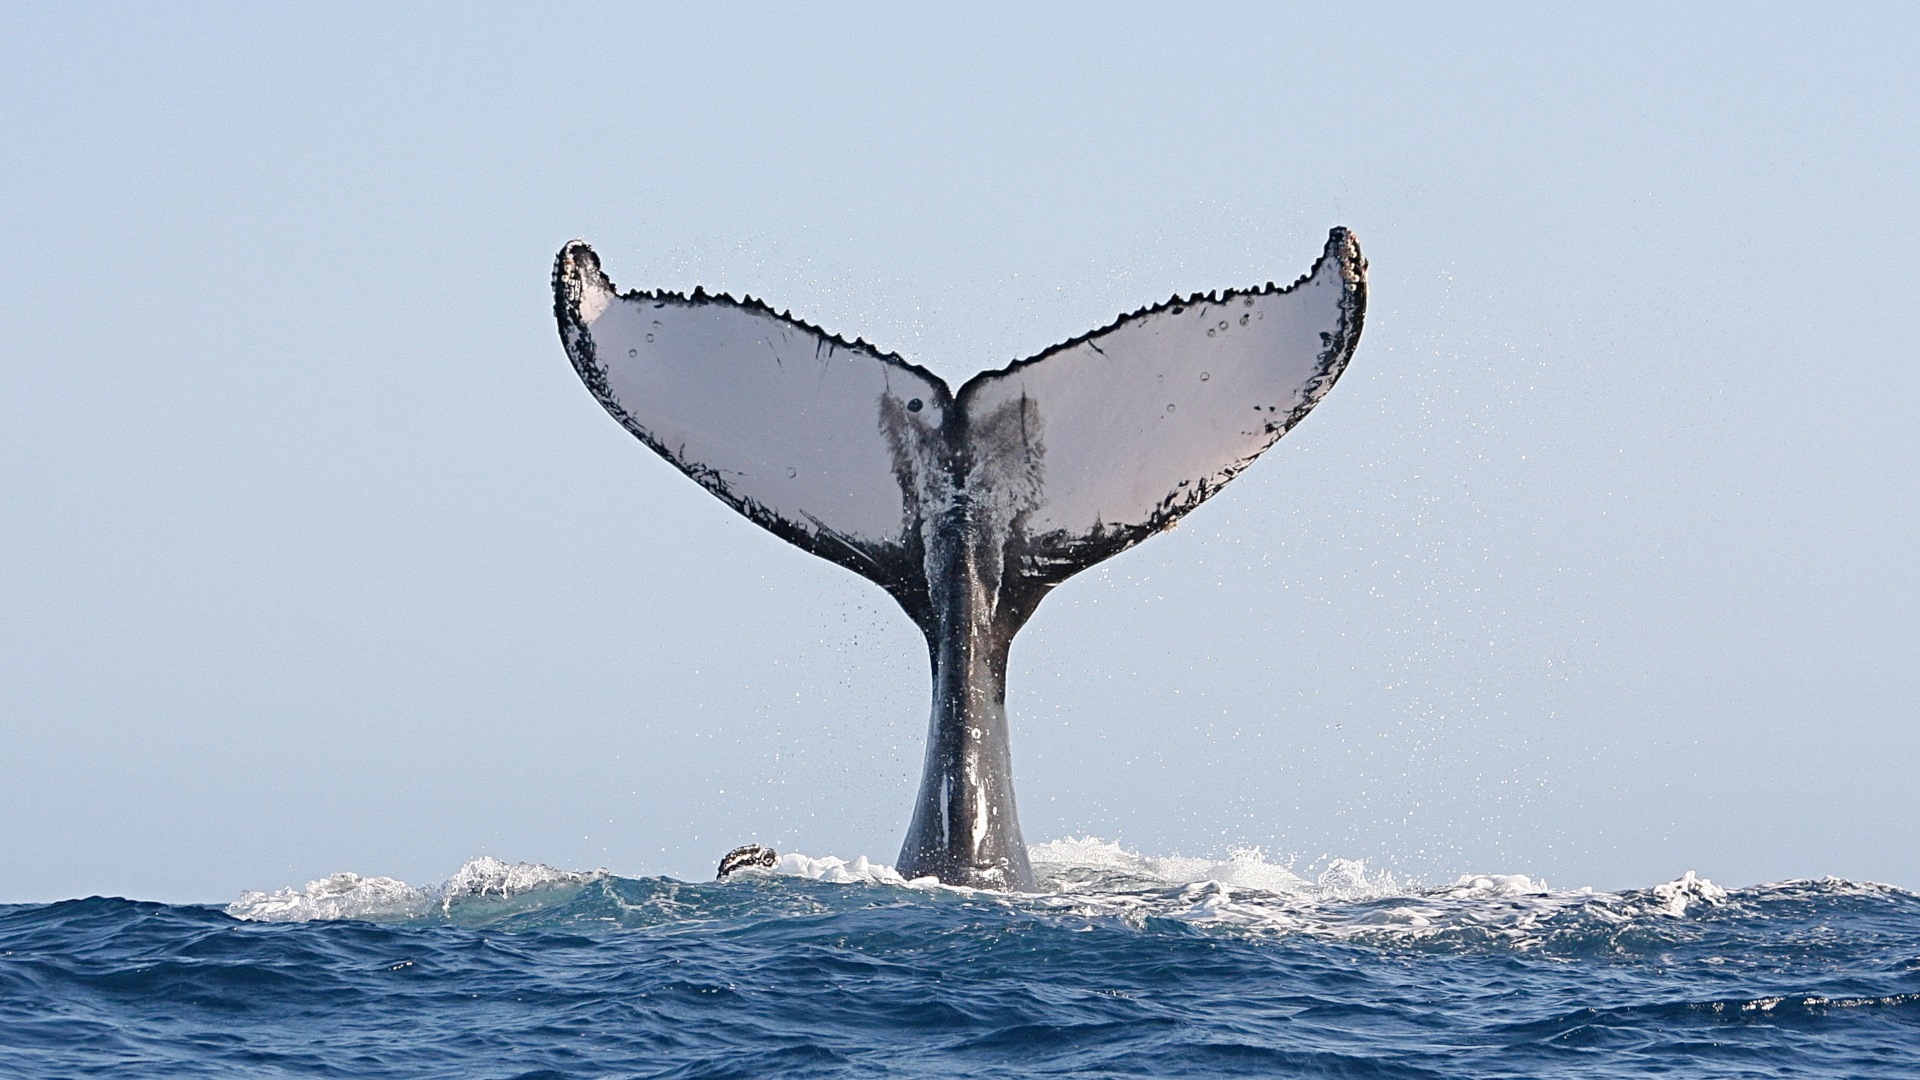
[228,855,601,923]
[27,860,1919,1080]
[224,838,1736,951]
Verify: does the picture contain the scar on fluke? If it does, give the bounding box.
[555,229,1367,889]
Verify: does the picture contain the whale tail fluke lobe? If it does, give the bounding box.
[553,241,953,625]
[555,231,1367,889]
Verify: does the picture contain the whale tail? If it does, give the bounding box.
[555,230,1367,887]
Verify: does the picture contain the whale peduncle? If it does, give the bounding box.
[897,483,1038,889]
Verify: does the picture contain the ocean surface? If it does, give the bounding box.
[4,841,1918,1078]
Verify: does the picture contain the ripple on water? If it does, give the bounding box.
[1,847,1915,1078]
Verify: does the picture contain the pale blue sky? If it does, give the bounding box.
[2,3,1915,902]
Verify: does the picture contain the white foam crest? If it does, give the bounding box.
[227,842,1827,949]
[226,872,435,923]
[227,856,603,923]
[1008,838,1737,946]
[763,852,928,887]
[1029,837,1402,898]
[1442,873,1550,898]
[443,855,599,899]
[1079,866,1744,945]
[1648,870,1729,917]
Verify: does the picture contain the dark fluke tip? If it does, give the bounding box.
[717,844,778,879]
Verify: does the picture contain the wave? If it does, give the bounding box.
[11,847,1918,1079]
[223,840,1915,958]
[226,855,603,923]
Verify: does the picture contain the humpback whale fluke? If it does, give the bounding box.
[554,230,1367,890]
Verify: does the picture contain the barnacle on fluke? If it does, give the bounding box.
[554,230,1367,890]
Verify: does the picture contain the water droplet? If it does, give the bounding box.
[1218,321,1228,331]
[628,348,638,357]
[1243,297,1255,307]
[1166,403,1176,413]
[1207,329,1216,337]
[1200,372,1210,381]
[907,398,923,413]
[645,334,655,343]
[786,467,797,478]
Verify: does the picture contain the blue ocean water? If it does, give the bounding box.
[4,843,1918,1078]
